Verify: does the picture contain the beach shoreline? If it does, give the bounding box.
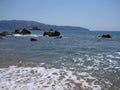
[0,60,100,90]
[0,58,41,68]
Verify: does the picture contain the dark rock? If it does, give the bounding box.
[13,28,31,35]
[30,38,37,41]
[99,34,112,38]
[43,31,51,36]
[21,28,31,34]
[53,31,61,36]
[0,31,9,36]
[43,30,61,37]
[13,29,20,34]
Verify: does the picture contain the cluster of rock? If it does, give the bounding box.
[13,28,31,34]
[0,28,31,36]
[0,28,62,41]
[0,28,31,39]
[0,28,112,41]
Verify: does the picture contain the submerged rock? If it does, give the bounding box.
[30,38,37,41]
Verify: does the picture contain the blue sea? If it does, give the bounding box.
[0,29,120,90]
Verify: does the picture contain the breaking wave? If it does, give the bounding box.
[0,66,101,90]
[13,34,42,37]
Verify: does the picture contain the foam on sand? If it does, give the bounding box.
[0,66,101,90]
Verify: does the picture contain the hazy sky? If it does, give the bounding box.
[0,0,120,30]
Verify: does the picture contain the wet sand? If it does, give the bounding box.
[0,59,19,68]
[0,58,39,68]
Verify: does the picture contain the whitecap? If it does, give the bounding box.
[107,55,120,59]
[116,52,120,55]
[13,34,42,37]
[13,34,22,37]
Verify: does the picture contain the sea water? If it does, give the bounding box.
[0,30,120,90]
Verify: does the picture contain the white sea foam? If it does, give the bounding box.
[107,54,120,60]
[13,34,42,37]
[116,52,120,55]
[0,66,101,90]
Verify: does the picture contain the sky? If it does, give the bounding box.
[0,0,120,31]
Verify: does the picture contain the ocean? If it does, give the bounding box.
[0,29,120,90]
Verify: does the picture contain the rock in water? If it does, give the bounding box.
[30,38,37,41]
[21,28,31,34]
[99,34,112,38]
[13,29,20,34]
[0,31,10,36]
[43,30,61,37]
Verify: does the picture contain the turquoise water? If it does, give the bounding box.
[0,30,120,89]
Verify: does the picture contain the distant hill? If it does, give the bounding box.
[0,20,89,31]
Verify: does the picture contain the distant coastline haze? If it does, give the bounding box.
[0,20,89,31]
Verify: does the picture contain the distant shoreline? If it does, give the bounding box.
[0,20,89,31]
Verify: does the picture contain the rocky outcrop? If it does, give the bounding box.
[21,28,31,34]
[0,31,10,36]
[43,30,61,37]
[13,28,31,35]
[13,29,20,34]
[99,34,112,38]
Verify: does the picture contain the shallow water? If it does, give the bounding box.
[0,30,120,90]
